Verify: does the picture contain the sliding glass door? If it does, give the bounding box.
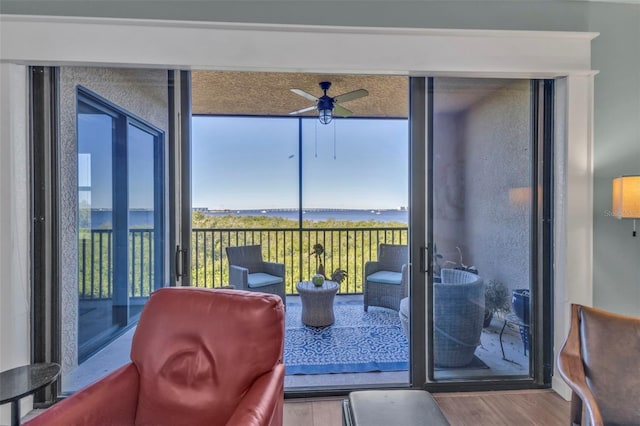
[425,77,553,384]
[76,86,165,361]
[53,68,172,394]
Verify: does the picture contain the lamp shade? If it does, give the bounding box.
[612,175,640,219]
[508,186,531,208]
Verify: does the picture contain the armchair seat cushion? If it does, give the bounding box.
[248,272,284,288]
[366,271,402,285]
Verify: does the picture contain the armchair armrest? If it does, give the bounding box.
[225,364,285,426]
[401,263,409,298]
[229,265,250,290]
[263,261,285,279]
[557,305,604,426]
[24,363,139,426]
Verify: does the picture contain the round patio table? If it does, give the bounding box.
[296,280,340,327]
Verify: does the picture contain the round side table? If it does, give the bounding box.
[296,280,340,327]
[0,363,60,426]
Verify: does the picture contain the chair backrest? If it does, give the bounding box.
[435,269,485,313]
[575,305,640,424]
[377,244,408,272]
[440,268,479,285]
[226,244,265,273]
[131,287,285,426]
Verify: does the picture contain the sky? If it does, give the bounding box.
[78,113,409,211]
[191,116,409,210]
[78,113,157,210]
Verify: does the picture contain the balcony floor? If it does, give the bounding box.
[64,294,529,394]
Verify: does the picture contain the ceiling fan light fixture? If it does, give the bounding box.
[318,107,333,125]
[289,80,368,125]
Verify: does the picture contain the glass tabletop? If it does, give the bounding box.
[0,363,61,404]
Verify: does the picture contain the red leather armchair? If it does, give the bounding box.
[26,287,285,426]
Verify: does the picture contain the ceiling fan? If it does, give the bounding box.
[289,81,369,125]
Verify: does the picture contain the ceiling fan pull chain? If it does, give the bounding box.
[333,120,337,160]
[315,119,318,158]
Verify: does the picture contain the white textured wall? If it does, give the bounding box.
[433,81,532,295]
[433,111,466,264]
[463,81,532,294]
[58,67,169,375]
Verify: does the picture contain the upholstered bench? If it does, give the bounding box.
[342,390,450,426]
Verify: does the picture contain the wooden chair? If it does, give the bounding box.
[557,304,640,426]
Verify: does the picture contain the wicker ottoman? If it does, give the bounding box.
[342,390,449,426]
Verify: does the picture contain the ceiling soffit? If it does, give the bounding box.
[191,71,409,118]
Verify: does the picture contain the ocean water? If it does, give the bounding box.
[202,209,408,224]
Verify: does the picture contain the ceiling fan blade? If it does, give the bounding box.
[290,88,319,102]
[289,105,318,115]
[333,89,369,104]
[333,103,353,117]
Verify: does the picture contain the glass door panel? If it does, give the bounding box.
[300,118,409,293]
[431,78,533,380]
[63,68,169,395]
[290,117,409,387]
[77,102,117,361]
[127,123,163,321]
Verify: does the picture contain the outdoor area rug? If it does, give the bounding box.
[284,299,408,375]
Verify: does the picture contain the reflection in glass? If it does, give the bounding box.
[432,78,532,379]
[77,103,116,361]
[127,124,157,321]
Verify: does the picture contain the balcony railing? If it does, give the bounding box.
[79,226,408,299]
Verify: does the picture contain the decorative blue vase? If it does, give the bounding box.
[512,289,530,354]
[512,289,530,324]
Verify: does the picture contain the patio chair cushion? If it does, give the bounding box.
[365,271,402,285]
[248,272,284,288]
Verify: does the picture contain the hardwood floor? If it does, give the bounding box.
[284,389,570,426]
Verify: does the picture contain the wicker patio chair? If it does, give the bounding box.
[363,244,408,311]
[434,268,484,367]
[226,244,286,307]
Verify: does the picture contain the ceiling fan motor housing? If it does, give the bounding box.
[319,81,332,92]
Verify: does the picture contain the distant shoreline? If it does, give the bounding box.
[198,208,408,224]
[86,208,409,229]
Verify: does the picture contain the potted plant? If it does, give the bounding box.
[484,279,510,328]
[439,246,478,275]
[310,243,347,286]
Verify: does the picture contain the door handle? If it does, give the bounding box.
[420,245,430,274]
[175,245,188,280]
